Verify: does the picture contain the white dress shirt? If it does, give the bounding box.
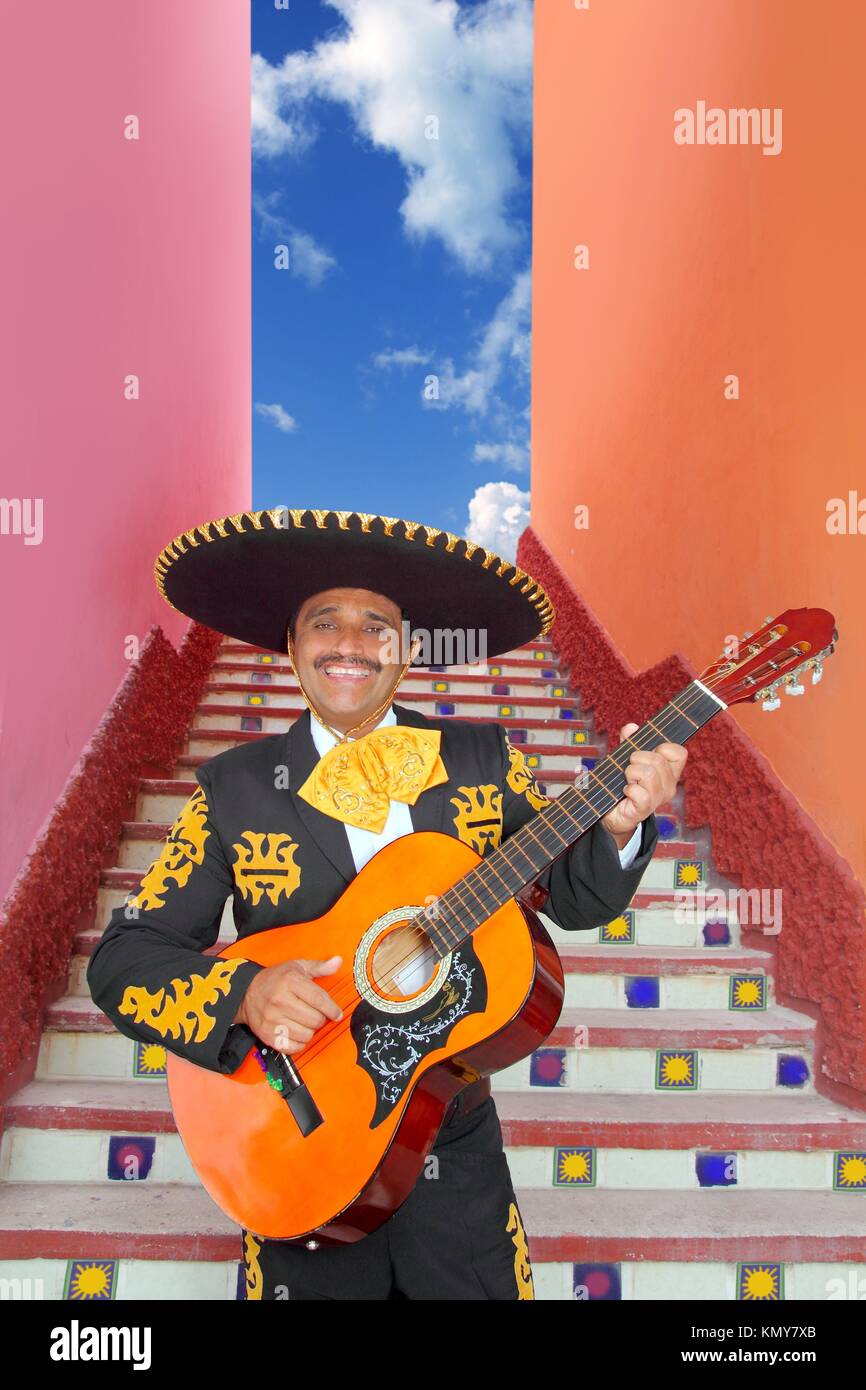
[307,704,643,873]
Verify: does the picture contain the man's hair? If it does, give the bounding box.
[286,599,410,644]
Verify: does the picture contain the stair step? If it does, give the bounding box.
[188,714,599,739]
[546,1005,813,1049]
[44,996,810,1046]
[517,1188,866,1263]
[1,1182,861,1267]
[210,666,566,691]
[0,1183,238,1261]
[93,867,695,914]
[7,1079,862,1148]
[557,945,772,974]
[201,692,586,716]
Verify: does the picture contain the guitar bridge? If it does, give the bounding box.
[253,1045,323,1137]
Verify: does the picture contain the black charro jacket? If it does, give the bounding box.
[87,702,658,1076]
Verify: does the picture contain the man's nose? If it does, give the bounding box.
[332,629,370,660]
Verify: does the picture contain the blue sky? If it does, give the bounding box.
[251,0,534,558]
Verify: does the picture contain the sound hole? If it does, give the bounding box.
[369,921,439,999]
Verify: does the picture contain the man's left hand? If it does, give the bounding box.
[601,723,688,851]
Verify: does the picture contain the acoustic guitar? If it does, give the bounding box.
[166,607,837,1243]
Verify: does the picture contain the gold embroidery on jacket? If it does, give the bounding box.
[243,1231,264,1300]
[505,740,551,812]
[450,785,503,854]
[118,958,248,1045]
[506,1200,535,1299]
[130,787,210,911]
[232,832,302,906]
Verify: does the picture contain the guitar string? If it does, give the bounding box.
[337,677,721,991]
[258,679,723,1072]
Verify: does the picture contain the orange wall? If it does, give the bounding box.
[531,0,866,882]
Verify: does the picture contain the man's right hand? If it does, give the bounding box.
[233,955,343,1054]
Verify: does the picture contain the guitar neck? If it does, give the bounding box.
[422,679,725,956]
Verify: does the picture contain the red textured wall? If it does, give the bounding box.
[0,623,221,1103]
[520,527,866,1102]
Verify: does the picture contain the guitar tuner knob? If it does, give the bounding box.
[784,679,805,696]
[812,663,824,685]
[305,1239,320,1251]
[761,693,781,711]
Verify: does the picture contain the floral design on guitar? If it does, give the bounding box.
[352,950,486,1122]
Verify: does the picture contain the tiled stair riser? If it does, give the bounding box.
[1,1126,854,1192]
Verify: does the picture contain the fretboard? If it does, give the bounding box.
[421,679,723,956]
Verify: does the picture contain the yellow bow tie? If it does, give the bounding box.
[296,725,448,833]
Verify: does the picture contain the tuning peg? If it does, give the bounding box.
[811,662,823,685]
[762,695,781,711]
[742,631,753,640]
[784,676,805,696]
[764,616,774,625]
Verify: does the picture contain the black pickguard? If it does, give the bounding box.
[350,940,487,1127]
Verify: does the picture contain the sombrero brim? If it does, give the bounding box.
[154,508,554,665]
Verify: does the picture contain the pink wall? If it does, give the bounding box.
[0,1,251,904]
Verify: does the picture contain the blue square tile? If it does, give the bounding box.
[107,1135,155,1181]
[776,1054,810,1088]
[625,976,660,1008]
[696,1152,737,1187]
[530,1048,566,1087]
[703,919,731,946]
[573,1263,621,1300]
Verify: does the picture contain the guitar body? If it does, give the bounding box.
[166,830,565,1244]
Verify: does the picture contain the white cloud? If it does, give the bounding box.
[254,402,298,433]
[251,52,318,158]
[425,266,530,415]
[473,440,528,472]
[372,345,432,370]
[465,480,530,561]
[253,191,338,287]
[251,0,533,273]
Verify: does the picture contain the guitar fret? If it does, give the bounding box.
[421,681,722,958]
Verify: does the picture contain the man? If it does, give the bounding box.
[88,506,687,1301]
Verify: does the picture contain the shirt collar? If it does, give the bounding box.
[308,703,396,758]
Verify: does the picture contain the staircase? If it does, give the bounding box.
[1,635,864,1302]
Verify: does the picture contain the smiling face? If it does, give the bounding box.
[289,587,407,736]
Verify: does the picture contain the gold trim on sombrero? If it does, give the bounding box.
[153,508,555,635]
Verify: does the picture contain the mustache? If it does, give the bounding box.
[314,654,381,673]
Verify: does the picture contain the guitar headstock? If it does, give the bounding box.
[698,608,838,709]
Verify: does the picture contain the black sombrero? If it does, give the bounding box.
[154,507,554,666]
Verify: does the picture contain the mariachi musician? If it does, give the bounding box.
[88,507,687,1300]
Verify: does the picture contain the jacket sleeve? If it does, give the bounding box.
[86,764,264,1074]
[498,728,659,932]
